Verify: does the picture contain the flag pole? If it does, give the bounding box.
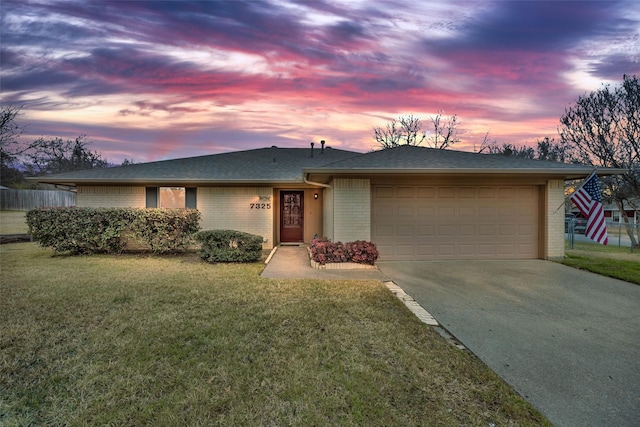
[553,169,598,213]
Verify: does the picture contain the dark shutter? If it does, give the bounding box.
[186,187,197,209]
[146,187,158,208]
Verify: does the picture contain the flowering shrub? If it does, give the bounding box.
[345,240,380,265]
[309,237,379,265]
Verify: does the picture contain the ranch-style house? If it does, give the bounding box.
[30,143,620,261]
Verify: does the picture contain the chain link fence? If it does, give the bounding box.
[565,218,638,251]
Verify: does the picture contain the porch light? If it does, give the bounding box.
[314,193,319,200]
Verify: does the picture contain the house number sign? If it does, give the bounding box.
[250,203,271,209]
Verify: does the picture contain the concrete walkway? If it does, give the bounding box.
[260,245,388,281]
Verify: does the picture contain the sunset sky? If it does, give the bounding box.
[1,0,638,164]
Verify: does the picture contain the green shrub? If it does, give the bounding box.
[195,229,263,263]
[130,208,201,254]
[26,207,201,255]
[27,207,135,254]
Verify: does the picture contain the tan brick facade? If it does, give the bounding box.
[77,186,146,208]
[76,179,567,259]
[198,187,274,249]
[332,178,371,243]
[545,179,566,260]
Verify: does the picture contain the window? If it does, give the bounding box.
[612,211,621,223]
[160,187,185,208]
[146,187,197,208]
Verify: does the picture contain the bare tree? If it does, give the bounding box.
[482,137,571,162]
[1,106,110,186]
[373,114,426,148]
[1,105,28,186]
[483,142,535,158]
[373,112,460,149]
[25,135,108,176]
[476,131,495,153]
[559,74,640,246]
[428,110,460,149]
[535,137,571,162]
[0,105,25,149]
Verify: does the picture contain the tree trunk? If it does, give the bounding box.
[616,200,639,247]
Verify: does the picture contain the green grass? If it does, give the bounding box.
[0,243,549,426]
[563,241,640,285]
[0,211,28,234]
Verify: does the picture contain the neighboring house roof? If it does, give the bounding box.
[29,145,623,186]
[28,146,359,186]
[304,145,618,179]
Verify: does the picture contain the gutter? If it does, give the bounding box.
[25,177,308,186]
[302,167,627,180]
[303,173,332,189]
[54,184,77,192]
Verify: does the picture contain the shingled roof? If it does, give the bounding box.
[304,145,617,179]
[30,146,360,185]
[30,145,621,186]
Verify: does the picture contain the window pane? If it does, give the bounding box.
[159,187,185,208]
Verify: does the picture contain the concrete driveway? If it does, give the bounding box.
[376,260,640,427]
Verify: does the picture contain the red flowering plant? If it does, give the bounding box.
[345,240,380,265]
[309,237,379,265]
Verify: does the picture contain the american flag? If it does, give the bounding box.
[570,173,608,245]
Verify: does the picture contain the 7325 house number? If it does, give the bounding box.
[250,203,271,209]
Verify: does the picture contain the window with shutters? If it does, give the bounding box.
[146,187,197,209]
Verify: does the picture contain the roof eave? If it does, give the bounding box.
[26,177,307,186]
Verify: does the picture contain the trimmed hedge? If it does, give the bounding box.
[26,207,201,254]
[195,229,263,263]
[309,237,379,265]
[130,208,201,254]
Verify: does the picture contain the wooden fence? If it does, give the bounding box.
[0,189,76,210]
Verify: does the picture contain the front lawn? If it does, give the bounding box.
[0,243,549,426]
[563,241,640,285]
[0,210,28,235]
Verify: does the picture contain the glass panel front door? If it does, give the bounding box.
[280,191,304,242]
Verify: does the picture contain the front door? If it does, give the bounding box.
[280,191,304,242]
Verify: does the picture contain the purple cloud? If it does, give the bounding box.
[1,0,637,163]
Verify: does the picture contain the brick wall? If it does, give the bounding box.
[77,186,146,207]
[333,178,370,243]
[199,187,274,249]
[545,179,565,260]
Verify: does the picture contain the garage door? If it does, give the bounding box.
[372,185,539,260]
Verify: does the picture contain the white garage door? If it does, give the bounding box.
[372,185,539,260]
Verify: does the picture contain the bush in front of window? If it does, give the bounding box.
[26,207,201,255]
[195,230,263,263]
[130,208,201,254]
